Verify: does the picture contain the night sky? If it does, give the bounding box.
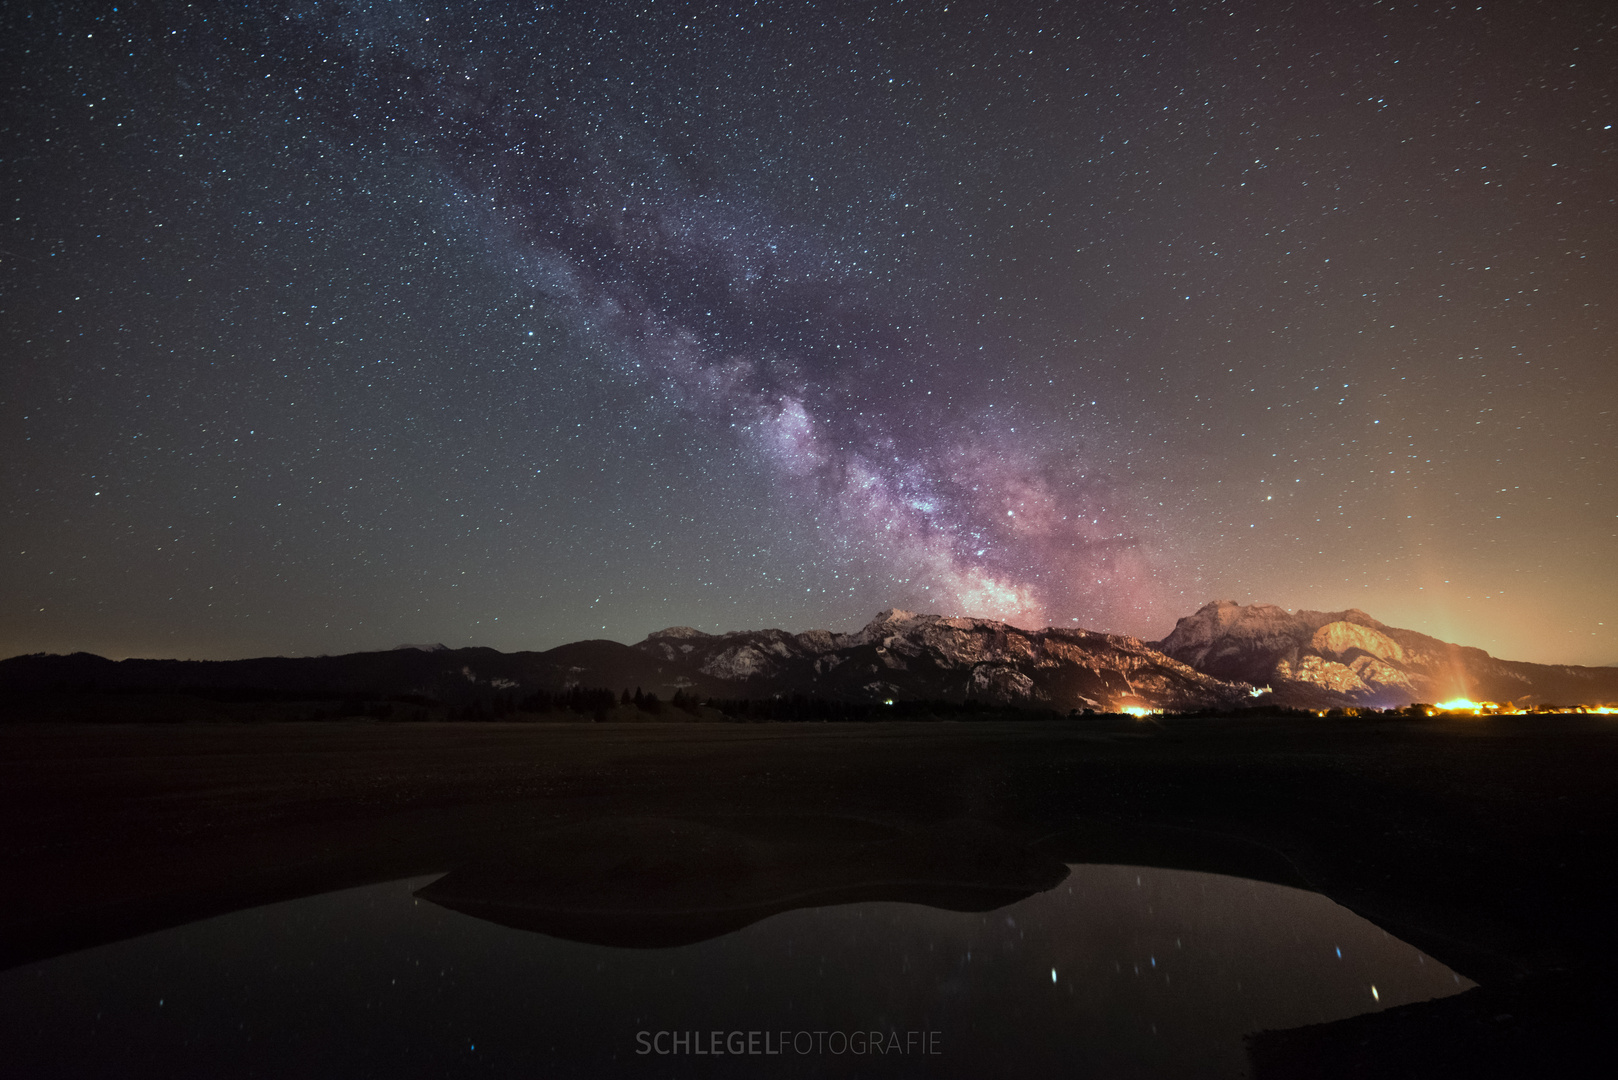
[3,0,1614,665]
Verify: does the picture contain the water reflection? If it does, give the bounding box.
[0,865,1474,1079]
[414,815,1070,947]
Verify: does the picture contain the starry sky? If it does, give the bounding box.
[3,0,1614,665]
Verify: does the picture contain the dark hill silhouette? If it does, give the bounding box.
[0,611,1251,714]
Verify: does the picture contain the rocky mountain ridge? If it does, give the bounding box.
[630,608,1253,712]
[1156,600,1618,708]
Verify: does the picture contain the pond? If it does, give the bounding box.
[0,861,1473,1078]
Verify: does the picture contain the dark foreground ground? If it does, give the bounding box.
[2,715,1615,1076]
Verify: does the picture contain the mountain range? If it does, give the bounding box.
[4,602,1616,714]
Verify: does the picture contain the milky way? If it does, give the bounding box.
[401,51,1148,631]
[4,1,1615,663]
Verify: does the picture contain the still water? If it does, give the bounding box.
[0,865,1473,1078]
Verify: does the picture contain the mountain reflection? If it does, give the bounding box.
[0,855,1476,1079]
[414,815,1069,947]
